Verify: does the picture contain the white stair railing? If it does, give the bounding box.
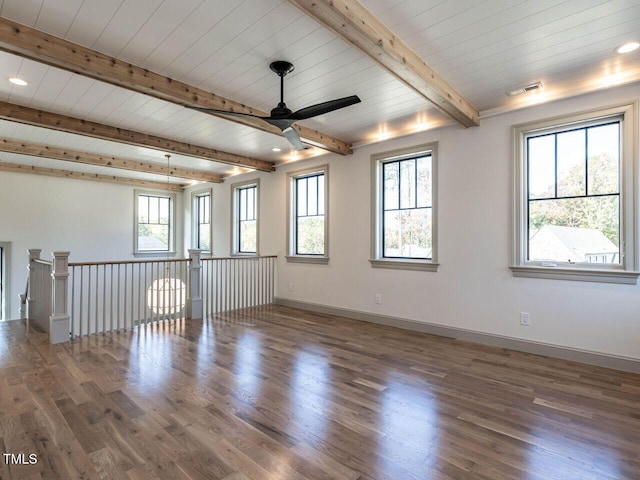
[69,257,190,337]
[26,249,277,341]
[201,256,276,315]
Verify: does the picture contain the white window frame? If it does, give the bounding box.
[370,143,439,272]
[286,165,329,264]
[511,103,639,284]
[231,179,259,256]
[192,188,212,254]
[134,189,177,256]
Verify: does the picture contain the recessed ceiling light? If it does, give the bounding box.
[271,147,282,152]
[615,42,639,54]
[8,77,28,86]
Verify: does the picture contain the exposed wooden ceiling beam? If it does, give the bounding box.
[287,0,480,128]
[0,17,352,155]
[0,101,273,172]
[0,138,222,183]
[0,160,185,191]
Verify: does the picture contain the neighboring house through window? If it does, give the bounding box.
[511,103,639,284]
[370,143,438,271]
[134,190,176,255]
[286,165,329,264]
[231,180,259,255]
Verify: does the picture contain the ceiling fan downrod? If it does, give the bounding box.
[269,61,295,117]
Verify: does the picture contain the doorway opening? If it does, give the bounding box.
[0,242,11,321]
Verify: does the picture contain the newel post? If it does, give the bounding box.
[26,248,41,320]
[50,251,70,344]
[187,249,203,320]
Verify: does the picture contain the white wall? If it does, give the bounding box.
[0,173,183,319]
[183,182,229,257]
[2,82,639,361]
[253,82,640,362]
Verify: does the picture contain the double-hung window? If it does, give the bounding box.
[134,190,176,255]
[371,143,438,271]
[232,180,259,255]
[512,103,638,284]
[286,165,329,263]
[192,190,212,253]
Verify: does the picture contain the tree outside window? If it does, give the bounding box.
[382,155,432,259]
[370,143,438,272]
[527,123,620,264]
[286,165,329,264]
[238,185,257,254]
[511,104,638,284]
[295,173,325,255]
[135,191,175,254]
[193,191,211,252]
[231,180,259,255]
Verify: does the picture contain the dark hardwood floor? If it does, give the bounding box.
[1,304,639,479]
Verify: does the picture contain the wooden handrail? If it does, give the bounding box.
[68,255,277,267]
[69,258,190,267]
[33,258,53,266]
[201,255,277,261]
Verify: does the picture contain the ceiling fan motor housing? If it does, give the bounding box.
[270,103,293,118]
[269,60,295,77]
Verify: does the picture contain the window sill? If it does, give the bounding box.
[510,265,639,285]
[369,259,439,272]
[285,255,329,265]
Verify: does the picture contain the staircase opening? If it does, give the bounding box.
[0,242,11,321]
[0,242,10,321]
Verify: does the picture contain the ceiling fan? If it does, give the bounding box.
[186,60,361,150]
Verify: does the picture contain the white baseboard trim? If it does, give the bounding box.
[274,297,640,374]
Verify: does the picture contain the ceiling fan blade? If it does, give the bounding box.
[185,105,267,120]
[282,126,305,150]
[291,95,361,120]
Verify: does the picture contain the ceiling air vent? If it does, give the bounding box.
[506,82,543,96]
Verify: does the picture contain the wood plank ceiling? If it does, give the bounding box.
[0,0,639,189]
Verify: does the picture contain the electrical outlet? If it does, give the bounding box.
[520,312,531,326]
[288,282,294,292]
[375,293,382,304]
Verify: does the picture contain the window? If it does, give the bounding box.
[192,190,212,253]
[512,103,638,284]
[134,190,176,255]
[287,165,329,264]
[231,180,259,255]
[370,143,438,271]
